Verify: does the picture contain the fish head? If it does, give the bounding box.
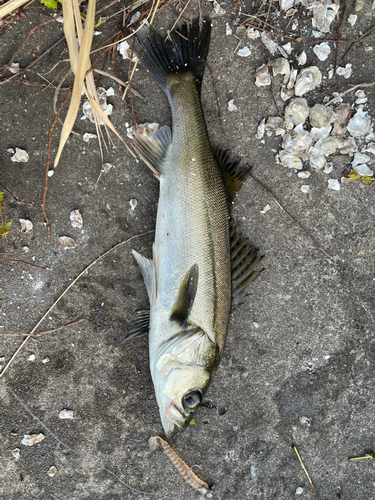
[151,328,218,438]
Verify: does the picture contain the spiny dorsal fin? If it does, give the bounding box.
[126,310,150,342]
[132,249,156,304]
[130,126,171,175]
[212,145,252,201]
[170,264,199,325]
[231,225,264,309]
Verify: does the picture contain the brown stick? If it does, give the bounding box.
[40,90,72,235]
[0,258,47,269]
[0,182,33,205]
[250,174,333,261]
[206,62,225,135]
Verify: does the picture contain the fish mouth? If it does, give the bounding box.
[162,401,187,438]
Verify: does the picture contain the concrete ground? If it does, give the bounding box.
[0,1,374,499]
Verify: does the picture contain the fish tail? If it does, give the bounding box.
[128,17,211,96]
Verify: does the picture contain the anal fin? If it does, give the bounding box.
[212,145,252,201]
[126,310,150,342]
[231,225,264,309]
[170,264,199,325]
[129,126,171,175]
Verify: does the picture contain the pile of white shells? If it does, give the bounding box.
[256,92,374,191]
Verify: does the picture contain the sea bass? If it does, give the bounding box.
[128,18,261,438]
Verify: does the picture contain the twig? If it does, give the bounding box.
[250,174,333,261]
[40,90,72,235]
[0,13,61,78]
[325,82,375,106]
[206,62,225,135]
[0,182,33,205]
[334,1,346,78]
[0,318,86,337]
[0,258,47,269]
[0,36,65,86]
[0,230,154,379]
[292,445,319,500]
[342,24,375,60]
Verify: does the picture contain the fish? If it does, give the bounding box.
[127,17,262,438]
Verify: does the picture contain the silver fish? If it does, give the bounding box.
[128,18,262,438]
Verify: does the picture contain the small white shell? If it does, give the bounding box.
[59,236,76,249]
[70,210,83,229]
[301,185,310,193]
[280,88,294,101]
[265,117,284,131]
[287,69,298,89]
[336,63,353,79]
[297,51,307,66]
[310,124,332,141]
[284,98,309,129]
[312,3,335,33]
[295,67,322,96]
[82,133,97,142]
[237,46,251,57]
[11,148,29,163]
[48,466,57,477]
[22,434,45,446]
[309,104,336,128]
[354,0,365,11]
[310,155,326,170]
[261,31,278,55]
[227,99,238,112]
[313,42,331,61]
[59,409,74,419]
[347,108,371,137]
[297,171,311,179]
[328,179,340,191]
[282,126,312,155]
[278,151,303,170]
[352,152,371,166]
[354,164,374,176]
[348,14,357,26]
[19,219,33,233]
[272,58,290,77]
[117,41,137,61]
[334,104,351,125]
[256,118,266,140]
[255,67,271,87]
[247,28,260,39]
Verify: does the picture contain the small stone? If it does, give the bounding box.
[301,185,310,193]
[11,448,20,460]
[28,354,35,362]
[21,433,45,446]
[59,409,74,419]
[296,487,304,495]
[225,23,232,36]
[48,466,57,477]
[42,357,50,364]
[22,246,30,253]
[47,170,54,177]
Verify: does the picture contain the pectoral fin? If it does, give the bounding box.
[130,126,171,175]
[212,145,252,201]
[231,225,264,309]
[132,249,156,304]
[126,310,150,342]
[170,264,199,325]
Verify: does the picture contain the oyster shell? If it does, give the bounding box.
[284,98,309,130]
[297,50,307,66]
[309,104,336,128]
[287,69,298,89]
[328,179,340,191]
[265,117,284,131]
[310,155,326,170]
[336,63,353,79]
[313,42,331,61]
[278,151,303,170]
[347,108,371,137]
[310,124,332,141]
[261,32,278,55]
[256,118,266,139]
[280,88,294,101]
[334,104,351,125]
[295,67,322,96]
[312,3,336,33]
[354,164,374,177]
[255,66,271,87]
[273,58,290,77]
[352,152,371,166]
[283,124,313,155]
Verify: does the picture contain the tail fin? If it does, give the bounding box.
[128,17,211,95]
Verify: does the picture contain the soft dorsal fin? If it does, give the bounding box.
[126,310,150,342]
[231,224,264,309]
[132,249,156,304]
[170,264,199,325]
[130,126,171,175]
[212,145,252,201]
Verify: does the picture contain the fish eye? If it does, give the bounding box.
[182,390,202,410]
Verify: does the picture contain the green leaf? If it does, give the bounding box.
[40,0,58,9]
[5,221,12,230]
[0,192,4,202]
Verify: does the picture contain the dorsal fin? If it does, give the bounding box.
[130,126,171,175]
[231,224,263,309]
[212,145,252,201]
[170,264,199,325]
